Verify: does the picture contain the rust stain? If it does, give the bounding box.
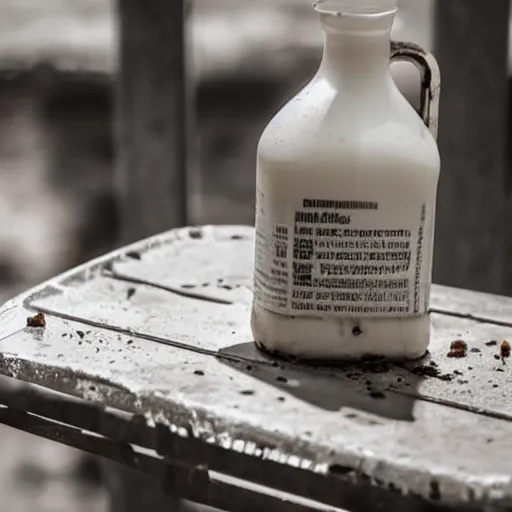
[447,340,467,358]
[26,312,46,328]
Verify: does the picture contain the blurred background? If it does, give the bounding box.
[0,0,510,510]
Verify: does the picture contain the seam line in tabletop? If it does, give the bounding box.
[22,305,512,424]
[27,305,267,366]
[392,388,512,423]
[429,307,512,328]
[103,270,234,305]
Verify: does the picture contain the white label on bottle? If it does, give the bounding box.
[254,189,433,317]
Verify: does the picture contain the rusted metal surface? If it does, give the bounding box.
[0,226,512,511]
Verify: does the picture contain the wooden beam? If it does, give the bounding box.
[433,0,511,294]
[111,1,191,509]
[115,0,189,245]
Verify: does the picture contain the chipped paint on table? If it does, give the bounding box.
[0,226,511,512]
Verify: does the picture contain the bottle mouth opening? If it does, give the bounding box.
[313,0,398,16]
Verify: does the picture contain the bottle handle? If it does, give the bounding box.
[390,41,441,141]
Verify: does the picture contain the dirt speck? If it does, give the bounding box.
[352,326,362,336]
[76,330,85,339]
[189,228,203,239]
[368,391,385,399]
[500,340,510,359]
[276,376,287,383]
[240,390,254,396]
[410,365,453,381]
[486,340,498,347]
[126,287,136,299]
[126,250,141,260]
[194,370,204,376]
[26,312,46,328]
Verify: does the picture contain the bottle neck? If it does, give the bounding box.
[319,30,392,88]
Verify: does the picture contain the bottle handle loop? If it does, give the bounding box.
[390,41,441,141]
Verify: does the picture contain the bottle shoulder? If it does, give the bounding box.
[258,77,439,167]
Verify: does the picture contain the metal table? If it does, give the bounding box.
[0,225,511,512]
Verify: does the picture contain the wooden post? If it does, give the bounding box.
[433,0,511,294]
[109,0,195,510]
[115,0,189,245]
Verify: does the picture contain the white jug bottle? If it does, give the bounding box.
[252,0,441,360]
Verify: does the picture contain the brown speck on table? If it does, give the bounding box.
[127,287,136,299]
[26,312,46,328]
[447,340,468,358]
[500,340,510,359]
[486,340,498,346]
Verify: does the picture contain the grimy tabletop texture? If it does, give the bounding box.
[0,226,511,512]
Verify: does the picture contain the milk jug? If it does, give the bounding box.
[252,0,441,360]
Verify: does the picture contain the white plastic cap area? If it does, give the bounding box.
[313,0,398,15]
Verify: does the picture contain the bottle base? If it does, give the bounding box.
[251,303,429,362]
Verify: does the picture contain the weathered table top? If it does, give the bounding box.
[0,225,511,512]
